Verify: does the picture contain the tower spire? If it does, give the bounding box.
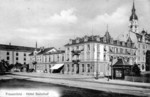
[130,0,138,21]
[129,0,138,33]
[132,0,135,12]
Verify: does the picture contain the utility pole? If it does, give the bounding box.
[111,56,114,80]
[34,41,37,72]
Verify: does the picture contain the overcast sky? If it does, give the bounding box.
[0,0,149,49]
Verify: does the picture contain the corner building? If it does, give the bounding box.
[64,32,136,77]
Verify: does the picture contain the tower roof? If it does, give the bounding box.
[104,25,111,43]
[130,1,138,21]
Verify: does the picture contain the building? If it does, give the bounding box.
[29,47,65,73]
[128,1,150,72]
[64,30,136,78]
[28,1,150,77]
[63,1,150,78]
[0,43,35,65]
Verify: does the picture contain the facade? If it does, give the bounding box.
[62,1,150,77]
[27,2,150,77]
[64,31,136,77]
[29,47,65,73]
[0,44,35,65]
[128,2,150,72]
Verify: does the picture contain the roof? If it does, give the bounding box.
[0,44,36,52]
[65,34,135,49]
[130,1,138,21]
[44,49,65,55]
[113,58,131,67]
[29,47,65,56]
[37,47,55,55]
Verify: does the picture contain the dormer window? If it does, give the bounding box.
[84,36,88,42]
[96,37,100,42]
[76,38,79,43]
[122,41,125,46]
[110,38,113,44]
[117,40,120,45]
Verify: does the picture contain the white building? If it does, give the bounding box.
[64,30,136,78]
[29,47,65,73]
[0,44,35,65]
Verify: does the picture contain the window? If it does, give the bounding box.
[57,55,59,61]
[104,54,106,61]
[88,64,90,72]
[142,64,144,70]
[7,57,9,60]
[24,53,26,56]
[24,58,26,61]
[120,48,123,54]
[143,44,145,49]
[16,57,18,60]
[62,56,64,61]
[77,46,79,50]
[16,53,18,56]
[24,62,26,64]
[116,48,118,53]
[82,64,84,72]
[7,52,9,55]
[87,44,90,51]
[49,57,51,62]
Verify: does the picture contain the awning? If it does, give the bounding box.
[50,64,64,70]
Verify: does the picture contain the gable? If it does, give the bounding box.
[46,48,57,54]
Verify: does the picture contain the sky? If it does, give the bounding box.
[0,0,150,49]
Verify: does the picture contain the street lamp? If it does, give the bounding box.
[110,56,114,80]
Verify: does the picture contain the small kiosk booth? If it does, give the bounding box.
[113,58,132,79]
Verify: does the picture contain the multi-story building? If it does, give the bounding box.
[63,1,150,78]
[0,43,35,65]
[28,1,150,78]
[29,47,65,73]
[128,2,150,72]
[64,30,136,78]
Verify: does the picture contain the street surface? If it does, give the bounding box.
[0,72,150,97]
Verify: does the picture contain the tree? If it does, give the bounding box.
[131,64,141,76]
[0,60,14,73]
[146,50,150,71]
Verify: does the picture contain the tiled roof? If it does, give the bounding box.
[37,47,55,55]
[65,34,135,48]
[0,44,36,52]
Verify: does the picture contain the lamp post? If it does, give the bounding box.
[95,58,99,79]
[33,51,37,72]
[110,56,114,80]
